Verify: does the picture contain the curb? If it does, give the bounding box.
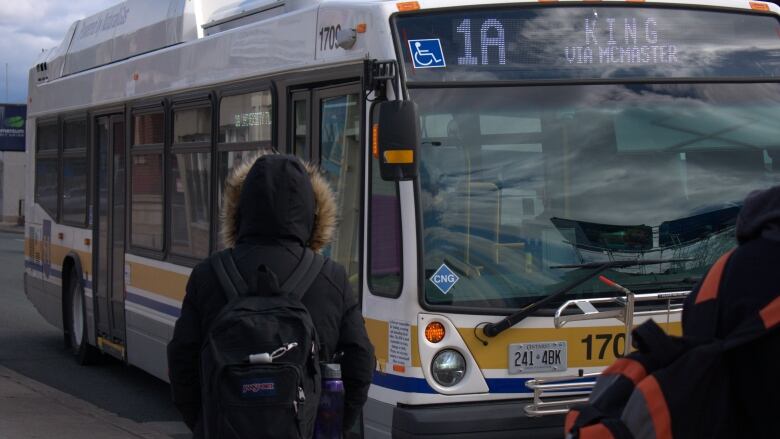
[0,365,172,439]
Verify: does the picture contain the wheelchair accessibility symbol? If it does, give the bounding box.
[408,39,446,69]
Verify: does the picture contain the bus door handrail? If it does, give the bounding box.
[524,290,690,417]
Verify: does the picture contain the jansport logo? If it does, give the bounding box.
[4,116,23,129]
[240,379,276,398]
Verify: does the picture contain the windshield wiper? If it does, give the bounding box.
[590,276,702,292]
[481,258,692,338]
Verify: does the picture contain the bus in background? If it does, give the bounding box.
[24,0,780,436]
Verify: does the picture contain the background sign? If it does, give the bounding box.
[0,104,26,151]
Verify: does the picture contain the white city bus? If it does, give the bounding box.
[24,0,780,436]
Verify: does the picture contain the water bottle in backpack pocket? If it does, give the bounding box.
[314,363,345,439]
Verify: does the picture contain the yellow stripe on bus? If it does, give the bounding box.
[25,238,188,301]
[365,317,681,370]
[25,239,93,276]
[459,323,681,369]
[129,262,188,302]
[365,318,422,368]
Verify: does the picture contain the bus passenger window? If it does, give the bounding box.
[171,106,212,259]
[219,91,272,144]
[62,119,89,226]
[130,112,164,251]
[216,90,274,249]
[35,122,59,219]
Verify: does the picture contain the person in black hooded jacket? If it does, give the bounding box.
[167,151,375,437]
[682,185,780,438]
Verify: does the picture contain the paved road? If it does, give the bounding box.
[0,231,190,438]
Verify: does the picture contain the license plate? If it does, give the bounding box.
[508,341,567,374]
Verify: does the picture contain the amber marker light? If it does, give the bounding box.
[396,1,420,11]
[356,23,367,33]
[425,321,446,343]
[383,149,414,164]
[750,1,770,10]
[372,123,379,158]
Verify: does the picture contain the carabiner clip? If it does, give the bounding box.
[249,342,299,364]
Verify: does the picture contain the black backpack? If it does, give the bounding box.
[565,250,780,439]
[201,248,325,439]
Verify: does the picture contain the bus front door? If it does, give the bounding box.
[93,114,127,358]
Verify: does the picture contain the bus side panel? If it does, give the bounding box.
[125,311,173,382]
[24,269,64,331]
[24,220,65,332]
[24,118,44,327]
[124,256,188,383]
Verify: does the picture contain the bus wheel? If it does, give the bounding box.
[67,269,99,365]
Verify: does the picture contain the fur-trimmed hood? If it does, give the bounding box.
[221,150,336,251]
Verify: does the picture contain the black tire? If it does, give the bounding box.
[66,269,100,365]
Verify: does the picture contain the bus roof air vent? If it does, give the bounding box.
[203,0,322,35]
[31,0,199,82]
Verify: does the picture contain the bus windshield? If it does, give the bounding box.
[416,82,780,309]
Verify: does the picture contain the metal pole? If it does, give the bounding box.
[623,291,635,357]
[5,63,7,102]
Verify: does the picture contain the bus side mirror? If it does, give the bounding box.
[372,100,419,181]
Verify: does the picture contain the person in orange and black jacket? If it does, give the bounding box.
[682,185,780,439]
[167,151,375,438]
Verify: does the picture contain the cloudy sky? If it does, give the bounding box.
[0,0,119,103]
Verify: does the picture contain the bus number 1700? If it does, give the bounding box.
[581,333,626,360]
[319,25,342,51]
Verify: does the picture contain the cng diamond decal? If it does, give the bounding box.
[430,264,459,294]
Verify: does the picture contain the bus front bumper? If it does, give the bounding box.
[391,399,565,438]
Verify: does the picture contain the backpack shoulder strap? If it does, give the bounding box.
[724,295,780,350]
[687,247,779,349]
[280,248,326,300]
[685,249,735,339]
[694,248,735,305]
[210,249,250,301]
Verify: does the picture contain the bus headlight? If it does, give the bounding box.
[431,349,466,387]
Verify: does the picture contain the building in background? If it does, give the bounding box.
[0,104,26,224]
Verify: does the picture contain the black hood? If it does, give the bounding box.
[235,155,315,246]
[736,185,780,244]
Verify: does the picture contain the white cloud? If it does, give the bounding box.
[0,0,118,103]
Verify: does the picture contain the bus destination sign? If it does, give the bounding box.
[395,6,780,81]
[563,16,677,66]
